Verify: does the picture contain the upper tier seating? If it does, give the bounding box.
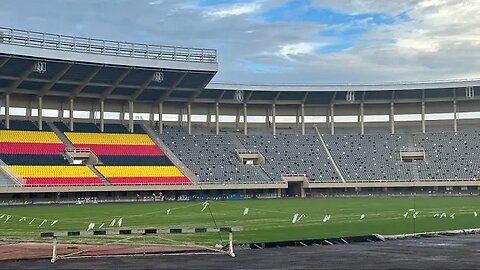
[0,120,38,131]
[53,121,70,132]
[0,130,68,165]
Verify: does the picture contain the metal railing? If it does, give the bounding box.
[0,27,217,63]
[0,160,24,186]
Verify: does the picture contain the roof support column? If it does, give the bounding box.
[128,100,134,133]
[359,102,364,135]
[453,99,458,132]
[390,102,395,134]
[90,103,95,123]
[158,103,163,134]
[215,102,220,135]
[330,103,335,135]
[27,99,32,121]
[295,107,300,129]
[187,103,192,135]
[69,98,74,131]
[272,104,276,136]
[37,96,43,131]
[421,101,426,133]
[265,107,270,129]
[301,103,305,136]
[149,106,154,127]
[120,104,125,126]
[235,106,240,129]
[243,103,248,135]
[178,107,183,127]
[4,93,10,129]
[99,100,105,132]
[57,102,63,122]
[206,106,211,127]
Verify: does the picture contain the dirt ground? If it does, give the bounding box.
[0,241,205,261]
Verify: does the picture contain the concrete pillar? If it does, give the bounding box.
[295,107,300,128]
[215,102,220,135]
[301,103,305,135]
[421,101,426,133]
[26,99,32,121]
[99,100,105,132]
[58,102,63,122]
[128,100,134,133]
[158,103,163,134]
[390,102,395,134]
[178,107,183,127]
[89,103,95,122]
[330,103,335,135]
[5,93,10,129]
[120,104,125,126]
[206,106,211,127]
[265,108,270,129]
[272,104,276,136]
[69,98,74,131]
[149,106,154,127]
[187,103,192,135]
[359,103,365,135]
[235,106,240,129]
[243,103,248,135]
[38,96,43,130]
[453,100,458,132]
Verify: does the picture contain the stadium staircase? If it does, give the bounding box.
[314,126,346,183]
[0,162,20,186]
[87,165,111,186]
[47,122,75,148]
[140,122,198,182]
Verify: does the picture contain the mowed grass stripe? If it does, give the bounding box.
[0,197,479,244]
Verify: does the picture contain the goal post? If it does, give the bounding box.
[41,226,242,263]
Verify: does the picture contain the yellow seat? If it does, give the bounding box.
[10,165,97,178]
[0,130,62,143]
[65,132,154,145]
[96,166,184,177]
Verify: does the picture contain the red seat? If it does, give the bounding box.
[75,144,164,156]
[108,177,191,185]
[24,177,104,186]
[0,142,65,155]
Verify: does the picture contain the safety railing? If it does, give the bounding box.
[0,27,217,63]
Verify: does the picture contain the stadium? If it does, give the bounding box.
[1,24,480,269]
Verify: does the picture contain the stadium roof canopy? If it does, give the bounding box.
[0,27,217,103]
[0,27,479,105]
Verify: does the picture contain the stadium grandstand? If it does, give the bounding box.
[1,26,480,203]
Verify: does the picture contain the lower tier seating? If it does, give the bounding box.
[95,166,190,185]
[9,165,103,186]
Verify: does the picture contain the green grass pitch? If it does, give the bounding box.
[0,196,479,246]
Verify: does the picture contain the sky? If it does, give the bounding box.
[1,0,480,84]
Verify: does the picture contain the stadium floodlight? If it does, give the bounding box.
[152,71,164,83]
[33,61,47,74]
[234,90,244,103]
[346,91,355,103]
[466,86,475,98]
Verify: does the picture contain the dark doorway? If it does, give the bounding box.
[287,182,302,197]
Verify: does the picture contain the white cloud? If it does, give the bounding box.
[277,42,321,58]
[204,3,261,19]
